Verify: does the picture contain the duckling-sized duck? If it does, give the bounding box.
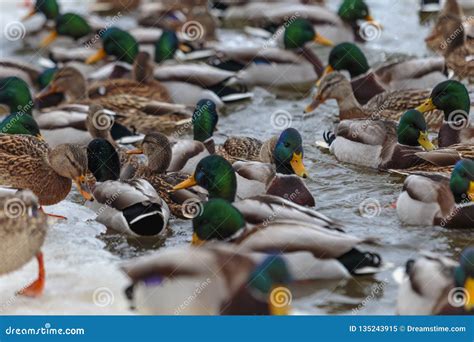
[396,159,474,228]
[318,43,447,104]
[122,245,292,315]
[36,66,192,135]
[415,80,473,148]
[305,72,443,130]
[191,199,382,281]
[86,138,170,238]
[173,155,334,226]
[322,109,435,169]
[0,133,92,206]
[0,190,47,297]
[396,248,474,314]
[210,19,333,92]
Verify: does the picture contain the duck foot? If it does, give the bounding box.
[17,252,45,297]
[39,207,67,220]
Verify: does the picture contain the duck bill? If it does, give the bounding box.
[269,302,291,315]
[313,33,334,47]
[22,9,36,21]
[126,148,144,155]
[464,277,474,311]
[468,182,474,201]
[191,233,205,246]
[172,174,197,191]
[417,131,435,151]
[74,176,93,201]
[316,65,334,87]
[290,152,308,178]
[35,82,61,101]
[85,48,107,65]
[416,98,436,113]
[40,30,58,47]
[178,43,192,53]
[304,94,324,113]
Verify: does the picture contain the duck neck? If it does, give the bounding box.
[296,46,324,77]
[336,92,365,118]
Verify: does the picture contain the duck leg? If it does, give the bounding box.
[17,252,45,297]
[39,206,67,220]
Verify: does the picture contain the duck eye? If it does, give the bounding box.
[284,142,290,148]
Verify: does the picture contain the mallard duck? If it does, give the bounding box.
[426,9,474,81]
[122,245,292,315]
[396,248,474,314]
[425,0,464,53]
[396,159,474,228]
[191,198,382,281]
[40,13,92,47]
[36,66,192,135]
[0,190,47,297]
[88,51,172,102]
[0,60,57,92]
[415,80,473,148]
[0,112,42,138]
[86,27,139,65]
[223,0,380,43]
[318,43,447,104]
[173,155,339,227]
[210,18,333,92]
[86,138,170,237]
[0,133,92,206]
[305,72,443,130]
[321,109,435,169]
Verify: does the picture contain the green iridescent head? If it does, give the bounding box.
[418,80,470,121]
[154,30,180,63]
[0,113,41,137]
[0,77,34,115]
[87,138,121,182]
[193,155,237,201]
[450,160,474,204]
[36,67,57,90]
[87,27,139,65]
[454,247,474,311]
[273,128,308,177]
[338,0,372,23]
[34,0,60,20]
[283,18,333,49]
[248,255,291,295]
[327,42,370,78]
[192,99,219,142]
[192,199,245,242]
[56,13,91,39]
[397,110,434,150]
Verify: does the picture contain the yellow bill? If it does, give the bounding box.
[85,48,107,65]
[416,98,436,113]
[126,148,144,155]
[468,181,474,201]
[40,30,58,47]
[464,277,474,310]
[74,176,93,201]
[365,15,383,29]
[191,232,205,246]
[314,33,334,47]
[172,174,197,191]
[35,82,61,100]
[290,152,308,178]
[316,65,334,87]
[178,43,192,53]
[417,131,435,151]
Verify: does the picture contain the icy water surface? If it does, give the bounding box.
[0,0,474,314]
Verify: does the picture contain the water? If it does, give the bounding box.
[0,0,473,315]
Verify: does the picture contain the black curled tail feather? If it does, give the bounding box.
[323,131,336,146]
[337,248,382,274]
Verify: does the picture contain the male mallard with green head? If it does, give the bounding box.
[416,80,473,148]
[0,190,47,297]
[40,13,92,47]
[397,159,474,228]
[86,27,139,65]
[22,0,60,21]
[322,109,435,169]
[397,248,474,314]
[318,43,446,105]
[191,198,382,280]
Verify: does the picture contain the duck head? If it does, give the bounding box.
[450,160,474,204]
[274,128,308,178]
[41,13,92,47]
[173,155,237,202]
[338,0,379,27]
[87,138,121,183]
[283,18,333,50]
[397,110,435,151]
[86,27,139,65]
[192,99,219,142]
[127,133,172,174]
[0,112,42,138]
[0,77,34,115]
[319,43,370,83]
[306,72,353,112]
[23,0,60,21]
[454,247,474,312]
[36,66,87,101]
[416,80,470,122]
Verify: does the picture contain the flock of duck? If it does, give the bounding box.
[0,0,473,315]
